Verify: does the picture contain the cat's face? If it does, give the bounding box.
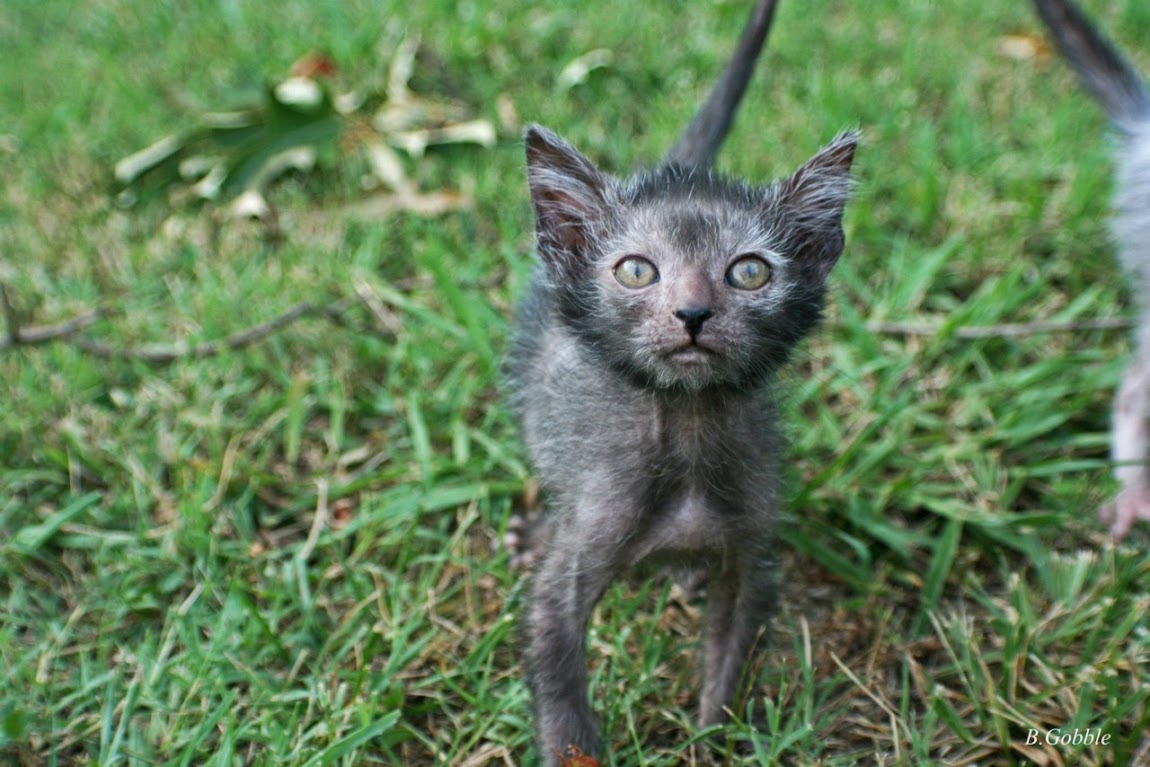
[580,197,810,390]
[525,126,857,391]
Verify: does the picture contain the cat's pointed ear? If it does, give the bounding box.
[525,125,610,268]
[775,130,859,279]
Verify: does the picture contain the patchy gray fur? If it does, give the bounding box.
[1034,0,1150,538]
[505,0,857,761]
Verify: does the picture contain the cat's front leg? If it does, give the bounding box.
[697,543,776,728]
[523,526,626,765]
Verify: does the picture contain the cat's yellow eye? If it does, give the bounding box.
[613,256,659,288]
[726,255,771,290]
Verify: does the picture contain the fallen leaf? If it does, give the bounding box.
[557,745,599,767]
[496,93,519,133]
[228,188,271,221]
[114,134,184,185]
[372,97,470,135]
[239,146,317,192]
[363,140,408,190]
[331,498,356,529]
[997,33,1051,62]
[116,83,340,203]
[114,35,494,221]
[291,51,338,80]
[275,77,325,109]
[388,119,496,157]
[338,186,469,219]
[557,49,614,91]
[387,36,421,103]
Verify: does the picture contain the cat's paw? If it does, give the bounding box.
[503,510,547,570]
[1101,484,1150,539]
[659,566,708,601]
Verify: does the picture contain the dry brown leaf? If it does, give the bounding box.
[557,745,599,767]
[496,93,519,133]
[338,187,470,219]
[290,51,338,79]
[557,49,614,91]
[388,120,496,157]
[363,140,408,190]
[997,33,1051,62]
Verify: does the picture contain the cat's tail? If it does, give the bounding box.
[663,0,780,169]
[1033,0,1150,135]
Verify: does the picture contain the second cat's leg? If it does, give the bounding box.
[1107,347,1150,538]
[697,545,776,727]
[523,526,627,766]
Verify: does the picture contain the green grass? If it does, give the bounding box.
[3,0,1150,764]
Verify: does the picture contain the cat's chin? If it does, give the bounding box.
[647,345,726,390]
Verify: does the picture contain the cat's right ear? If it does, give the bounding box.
[525,125,609,270]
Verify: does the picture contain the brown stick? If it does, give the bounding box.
[74,299,356,362]
[0,295,356,362]
[861,317,1133,339]
[0,295,104,351]
[0,282,20,345]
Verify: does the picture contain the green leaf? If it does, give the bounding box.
[7,492,101,556]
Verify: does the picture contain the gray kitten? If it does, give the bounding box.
[1033,0,1150,538]
[506,0,858,761]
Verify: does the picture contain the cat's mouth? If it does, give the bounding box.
[665,344,716,364]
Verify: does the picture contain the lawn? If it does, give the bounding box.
[2,0,1148,764]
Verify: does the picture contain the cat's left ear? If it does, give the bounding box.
[525,125,611,272]
[774,130,859,279]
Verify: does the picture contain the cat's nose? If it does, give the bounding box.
[674,307,713,337]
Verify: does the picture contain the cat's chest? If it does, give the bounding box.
[645,395,745,470]
[631,487,724,561]
[632,399,778,561]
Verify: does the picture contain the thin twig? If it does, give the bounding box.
[0,292,356,362]
[0,307,104,350]
[0,282,20,345]
[72,298,355,362]
[861,317,1133,339]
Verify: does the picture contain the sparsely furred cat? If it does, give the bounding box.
[1033,0,1150,538]
[505,0,858,761]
